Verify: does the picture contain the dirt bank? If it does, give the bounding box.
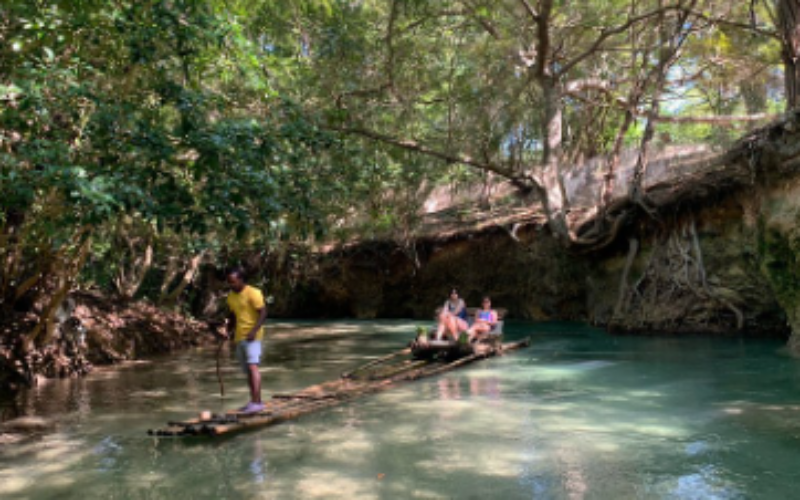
[0,291,214,394]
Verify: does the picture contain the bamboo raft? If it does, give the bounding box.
[148,328,530,438]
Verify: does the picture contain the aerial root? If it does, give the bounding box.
[611,216,744,332]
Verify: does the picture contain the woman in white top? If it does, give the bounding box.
[435,288,468,341]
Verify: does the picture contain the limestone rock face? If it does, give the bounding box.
[758,179,800,348]
[281,185,795,340]
[275,118,800,341]
[586,197,787,336]
[283,227,588,321]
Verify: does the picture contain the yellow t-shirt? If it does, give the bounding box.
[227,285,266,342]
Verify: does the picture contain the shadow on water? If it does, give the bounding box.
[1,320,799,499]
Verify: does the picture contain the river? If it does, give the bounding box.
[1,321,798,499]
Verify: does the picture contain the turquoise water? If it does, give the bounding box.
[1,321,799,499]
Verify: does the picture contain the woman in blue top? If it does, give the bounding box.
[468,296,498,342]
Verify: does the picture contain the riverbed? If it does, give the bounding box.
[1,321,798,499]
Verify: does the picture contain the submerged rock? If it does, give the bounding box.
[0,416,55,433]
[0,433,25,445]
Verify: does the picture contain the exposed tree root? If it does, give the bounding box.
[614,237,639,320]
[610,216,745,333]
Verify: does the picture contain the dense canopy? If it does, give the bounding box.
[1,0,798,347]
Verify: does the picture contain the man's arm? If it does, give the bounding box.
[245,306,268,341]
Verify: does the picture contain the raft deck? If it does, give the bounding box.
[148,336,530,437]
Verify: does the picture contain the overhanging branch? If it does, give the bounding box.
[558,4,685,77]
[563,80,780,126]
[333,126,539,191]
[654,113,779,124]
[688,9,779,39]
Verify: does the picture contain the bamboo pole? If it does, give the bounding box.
[215,339,225,397]
[340,347,412,379]
[367,359,429,380]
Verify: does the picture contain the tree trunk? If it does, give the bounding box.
[602,98,640,208]
[779,0,800,109]
[0,218,27,305]
[740,80,768,114]
[160,250,206,306]
[26,233,93,350]
[114,243,153,300]
[630,2,695,202]
[112,218,155,300]
[539,77,570,240]
[159,256,181,301]
[601,1,649,209]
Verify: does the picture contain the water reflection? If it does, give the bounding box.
[0,321,798,499]
[249,438,267,484]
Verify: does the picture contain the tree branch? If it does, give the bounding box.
[534,0,553,77]
[563,78,778,125]
[687,9,779,39]
[653,113,779,124]
[385,0,399,96]
[333,126,538,191]
[564,78,614,95]
[518,0,540,22]
[558,4,684,77]
[399,10,468,34]
[461,1,500,39]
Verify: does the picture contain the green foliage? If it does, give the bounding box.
[0,0,792,312]
[0,0,388,308]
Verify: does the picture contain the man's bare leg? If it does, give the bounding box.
[248,364,262,404]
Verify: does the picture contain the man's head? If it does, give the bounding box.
[227,268,247,293]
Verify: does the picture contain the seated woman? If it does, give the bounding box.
[435,288,469,341]
[443,288,467,321]
[468,296,498,342]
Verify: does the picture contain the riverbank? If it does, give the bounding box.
[0,291,214,395]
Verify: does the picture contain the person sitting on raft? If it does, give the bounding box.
[435,288,468,341]
[468,296,498,342]
[443,287,467,321]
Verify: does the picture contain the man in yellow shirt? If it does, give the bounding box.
[225,268,268,413]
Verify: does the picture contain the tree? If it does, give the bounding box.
[778,0,800,108]
[261,0,785,250]
[0,0,374,348]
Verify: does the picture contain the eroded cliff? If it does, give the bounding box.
[276,117,800,346]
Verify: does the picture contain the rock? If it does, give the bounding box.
[0,433,25,445]
[758,178,800,349]
[274,226,588,321]
[276,180,794,339]
[0,416,54,433]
